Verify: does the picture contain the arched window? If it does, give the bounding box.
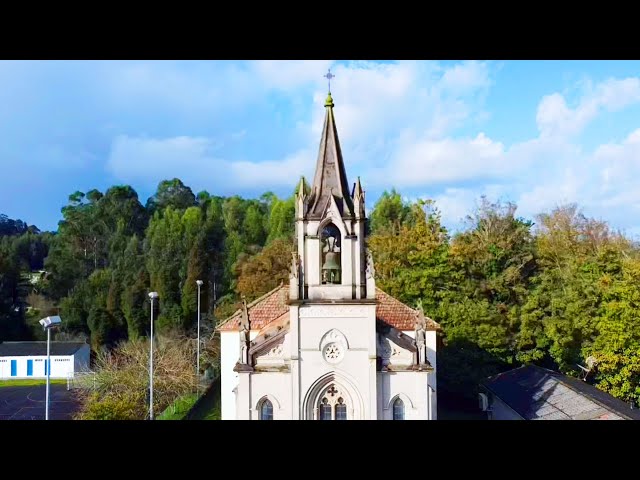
[317,384,348,420]
[260,399,273,420]
[319,398,332,420]
[335,397,347,420]
[393,397,404,420]
[321,223,341,284]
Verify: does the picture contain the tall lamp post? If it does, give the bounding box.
[148,291,159,420]
[196,280,203,379]
[39,315,62,421]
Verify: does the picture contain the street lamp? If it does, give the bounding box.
[196,280,204,380]
[148,292,159,420]
[39,315,62,421]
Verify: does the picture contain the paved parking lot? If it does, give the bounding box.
[0,384,82,420]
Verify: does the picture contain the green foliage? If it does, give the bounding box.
[266,196,295,244]
[369,188,418,234]
[236,237,294,302]
[368,200,452,311]
[76,335,200,420]
[371,196,640,406]
[81,392,142,420]
[7,176,640,412]
[157,393,199,420]
[146,178,196,213]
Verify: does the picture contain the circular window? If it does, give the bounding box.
[323,342,343,364]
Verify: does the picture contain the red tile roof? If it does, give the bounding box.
[375,288,440,331]
[217,285,289,331]
[217,285,440,332]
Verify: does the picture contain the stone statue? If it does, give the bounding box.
[366,250,375,279]
[239,297,250,365]
[414,305,427,369]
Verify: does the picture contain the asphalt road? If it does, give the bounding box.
[0,385,82,420]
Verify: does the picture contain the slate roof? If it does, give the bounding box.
[482,364,640,420]
[217,285,441,332]
[0,341,88,357]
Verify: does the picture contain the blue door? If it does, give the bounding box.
[44,360,49,376]
[10,360,17,377]
[27,359,33,376]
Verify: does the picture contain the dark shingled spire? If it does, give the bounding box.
[307,92,354,219]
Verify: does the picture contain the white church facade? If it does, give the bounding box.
[218,91,440,420]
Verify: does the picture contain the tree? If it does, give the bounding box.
[236,237,294,301]
[368,199,452,311]
[145,208,186,331]
[266,196,295,243]
[146,178,196,213]
[369,188,417,234]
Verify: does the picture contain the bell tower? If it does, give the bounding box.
[290,91,374,301]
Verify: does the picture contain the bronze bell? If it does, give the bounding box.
[322,252,341,284]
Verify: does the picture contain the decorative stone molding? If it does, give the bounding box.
[265,343,284,358]
[300,305,368,318]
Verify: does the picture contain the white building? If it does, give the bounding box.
[0,342,90,380]
[217,91,440,420]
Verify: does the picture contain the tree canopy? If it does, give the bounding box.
[3,180,639,410]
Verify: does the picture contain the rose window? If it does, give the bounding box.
[323,342,343,363]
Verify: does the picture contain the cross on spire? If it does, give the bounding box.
[324,68,335,93]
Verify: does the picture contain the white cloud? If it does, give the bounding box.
[536,77,640,138]
[106,135,313,192]
[102,62,640,236]
[370,133,506,187]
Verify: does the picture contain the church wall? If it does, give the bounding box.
[308,285,354,301]
[376,370,432,420]
[394,330,438,420]
[247,372,292,420]
[426,330,438,417]
[220,330,259,421]
[296,304,377,419]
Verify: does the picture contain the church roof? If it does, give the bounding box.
[217,284,290,332]
[306,92,354,219]
[375,288,440,331]
[217,285,441,332]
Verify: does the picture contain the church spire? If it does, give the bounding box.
[308,84,354,219]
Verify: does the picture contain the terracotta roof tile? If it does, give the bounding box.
[217,285,440,332]
[375,288,440,331]
[217,285,289,331]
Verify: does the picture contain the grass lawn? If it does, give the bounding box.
[156,377,222,420]
[0,379,67,388]
[157,393,200,420]
[185,377,221,420]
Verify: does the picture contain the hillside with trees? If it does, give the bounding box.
[1,180,639,411]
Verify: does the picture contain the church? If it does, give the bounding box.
[217,88,440,420]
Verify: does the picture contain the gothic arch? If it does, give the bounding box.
[303,371,364,420]
[318,214,347,239]
[387,392,415,410]
[254,394,282,420]
[319,328,350,351]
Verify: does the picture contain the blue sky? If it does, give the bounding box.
[2,60,640,237]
